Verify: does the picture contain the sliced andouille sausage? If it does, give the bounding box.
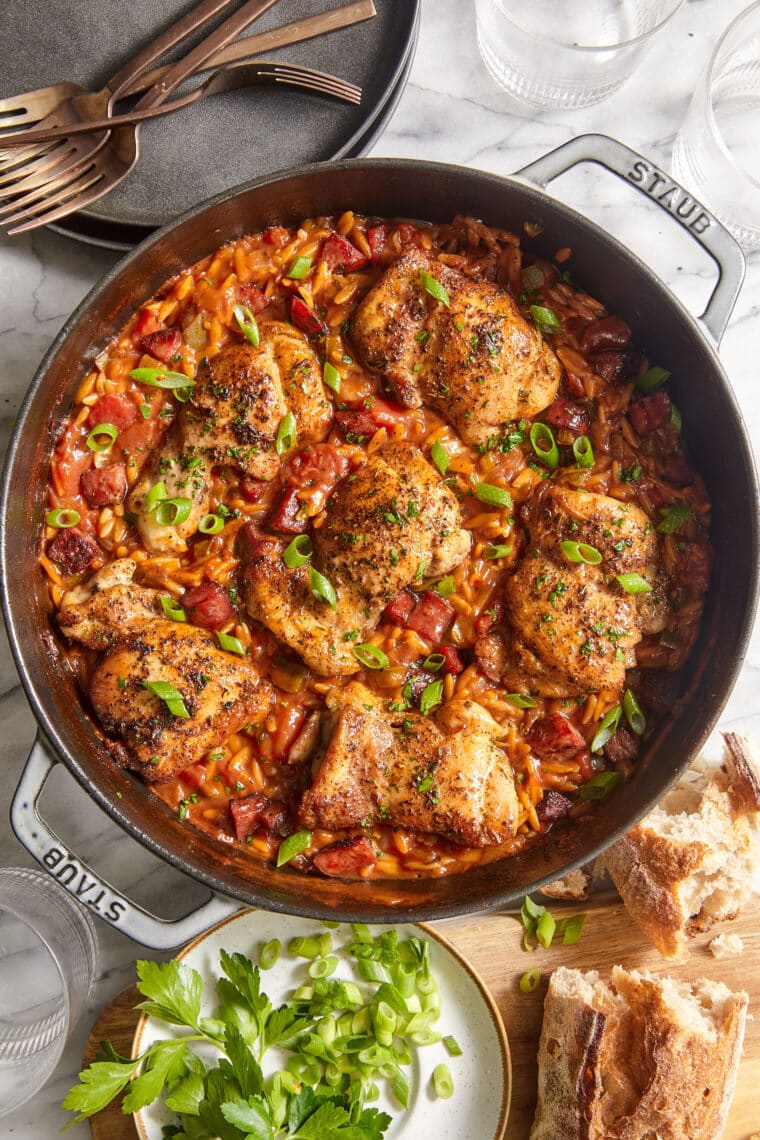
[526,713,586,762]
[47,528,100,575]
[230,792,268,840]
[237,282,270,313]
[383,588,417,627]
[266,485,308,535]
[604,725,639,767]
[140,327,182,362]
[628,391,672,436]
[288,295,327,339]
[406,592,455,643]
[321,233,368,273]
[312,834,377,878]
[475,631,507,684]
[80,463,127,508]
[182,581,235,630]
[536,790,574,826]
[545,396,590,435]
[438,644,464,675]
[87,393,138,433]
[580,315,631,352]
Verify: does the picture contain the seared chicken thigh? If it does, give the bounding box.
[504,485,661,695]
[299,683,519,846]
[350,248,561,446]
[238,442,471,675]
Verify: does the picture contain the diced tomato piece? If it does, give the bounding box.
[406,591,455,642]
[140,327,182,363]
[536,790,574,826]
[181,762,208,790]
[240,477,267,503]
[133,308,160,338]
[286,444,352,493]
[80,463,127,507]
[628,391,672,436]
[321,233,368,272]
[47,528,100,575]
[367,396,406,429]
[545,396,590,435]
[230,792,268,840]
[604,725,639,767]
[367,224,391,263]
[438,645,464,675]
[266,486,308,535]
[87,393,138,433]
[182,580,235,630]
[263,225,290,247]
[526,713,586,762]
[334,409,378,442]
[238,282,270,314]
[580,316,631,352]
[312,835,377,878]
[383,588,417,627]
[288,295,327,339]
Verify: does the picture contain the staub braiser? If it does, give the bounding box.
[2,135,757,949]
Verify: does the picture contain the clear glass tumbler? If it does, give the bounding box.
[672,2,760,250]
[475,0,685,110]
[0,867,98,1117]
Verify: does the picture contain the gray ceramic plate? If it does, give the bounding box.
[3,0,418,233]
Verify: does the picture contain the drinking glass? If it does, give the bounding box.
[672,2,760,250]
[0,867,98,1117]
[475,0,684,110]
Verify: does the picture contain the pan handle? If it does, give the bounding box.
[10,735,240,950]
[514,133,745,347]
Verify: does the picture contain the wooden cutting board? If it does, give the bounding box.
[84,897,760,1139]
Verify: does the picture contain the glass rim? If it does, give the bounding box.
[704,0,760,193]
[484,0,686,54]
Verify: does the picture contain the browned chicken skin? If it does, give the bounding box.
[239,441,471,675]
[350,248,561,446]
[299,683,520,846]
[503,485,662,696]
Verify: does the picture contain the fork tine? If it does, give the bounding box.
[6,167,109,234]
[0,155,101,221]
[274,67,362,103]
[0,142,84,195]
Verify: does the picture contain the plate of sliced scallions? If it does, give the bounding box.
[121,910,511,1140]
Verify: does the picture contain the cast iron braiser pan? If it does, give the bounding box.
[2,135,758,943]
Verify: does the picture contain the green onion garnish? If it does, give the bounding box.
[420,679,444,716]
[422,653,446,672]
[432,1063,454,1099]
[590,704,622,752]
[286,255,312,280]
[579,770,622,799]
[572,434,594,468]
[484,544,511,559]
[283,534,314,569]
[431,439,450,476]
[636,364,671,392]
[233,303,260,347]
[145,481,168,512]
[158,595,186,622]
[154,497,192,527]
[436,576,456,597]
[45,508,80,528]
[259,938,281,970]
[419,269,450,307]
[142,679,190,719]
[670,403,682,432]
[529,304,562,336]
[657,503,692,533]
[275,410,297,455]
[505,693,537,709]
[615,572,652,594]
[353,644,389,670]
[474,481,512,508]
[623,688,646,735]
[198,513,224,535]
[309,955,338,979]
[86,423,118,452]
[276,829,311,867]
[560,540,602,565]
[217,631,246,655]
[323,360,341,393]
[130,367,196,390]
[519,968,542,994]
[309,565,337,609]
[560,913,585,945]
[536,910,556,949]
[443,1035,463,1057]
[529,422,559,468]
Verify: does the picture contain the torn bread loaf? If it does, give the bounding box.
[605,733,760,960]
[530,966,748,1140]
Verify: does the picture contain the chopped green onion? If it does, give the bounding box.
[309,565,337,609]
[422,653,446,672]
[419,269,450,307]
[536,910,556,949]
[474,481,512,508]
[572,434,594,468]
[276,829,311,867]
[145,481,168,511]
[309,955,338,979]
[590,704,622,752]
[198,513,224,535]
[560,913,586,945]
[657,503,692,533]
[86,423,118,452]
[283,534,314,569]
[353,644,389,670]
[130,367,196,390]
[217,631,246,655]
[154,497,192,527]
[158,595,186,622]
[443,1035,463,1057]
[45,508,80,528]
[580,770,622,799]
[530,304,562,336]
[431,439,450,476]
[436,576,456,597]
[259,938,281,969]
[233,303,260,347]
[529,422,559,468]
[670,403,682,432]
[615,572,652,594]
[519,968,542,993]
[275,410,297,455]
[420,679,444,716]
[392,1070,410,1110]
[560,540,602,565]
[484,544,512,559]
[620,461,642,483]
[623,688,646,736]
[142,679,190,719]
[288,935,322,959]
[323,360,341,393]
[139,404,151,420]
[505,693,537,709]
[636,364,671,392]
[286,255,312,280]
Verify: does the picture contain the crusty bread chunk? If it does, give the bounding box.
[605,733,760,960]
[530,966,748,1140]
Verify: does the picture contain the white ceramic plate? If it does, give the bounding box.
[133,909,511,1139]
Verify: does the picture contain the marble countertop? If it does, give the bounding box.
[1,0,758,1135]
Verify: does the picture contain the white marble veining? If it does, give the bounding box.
[0,1,758,1134]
